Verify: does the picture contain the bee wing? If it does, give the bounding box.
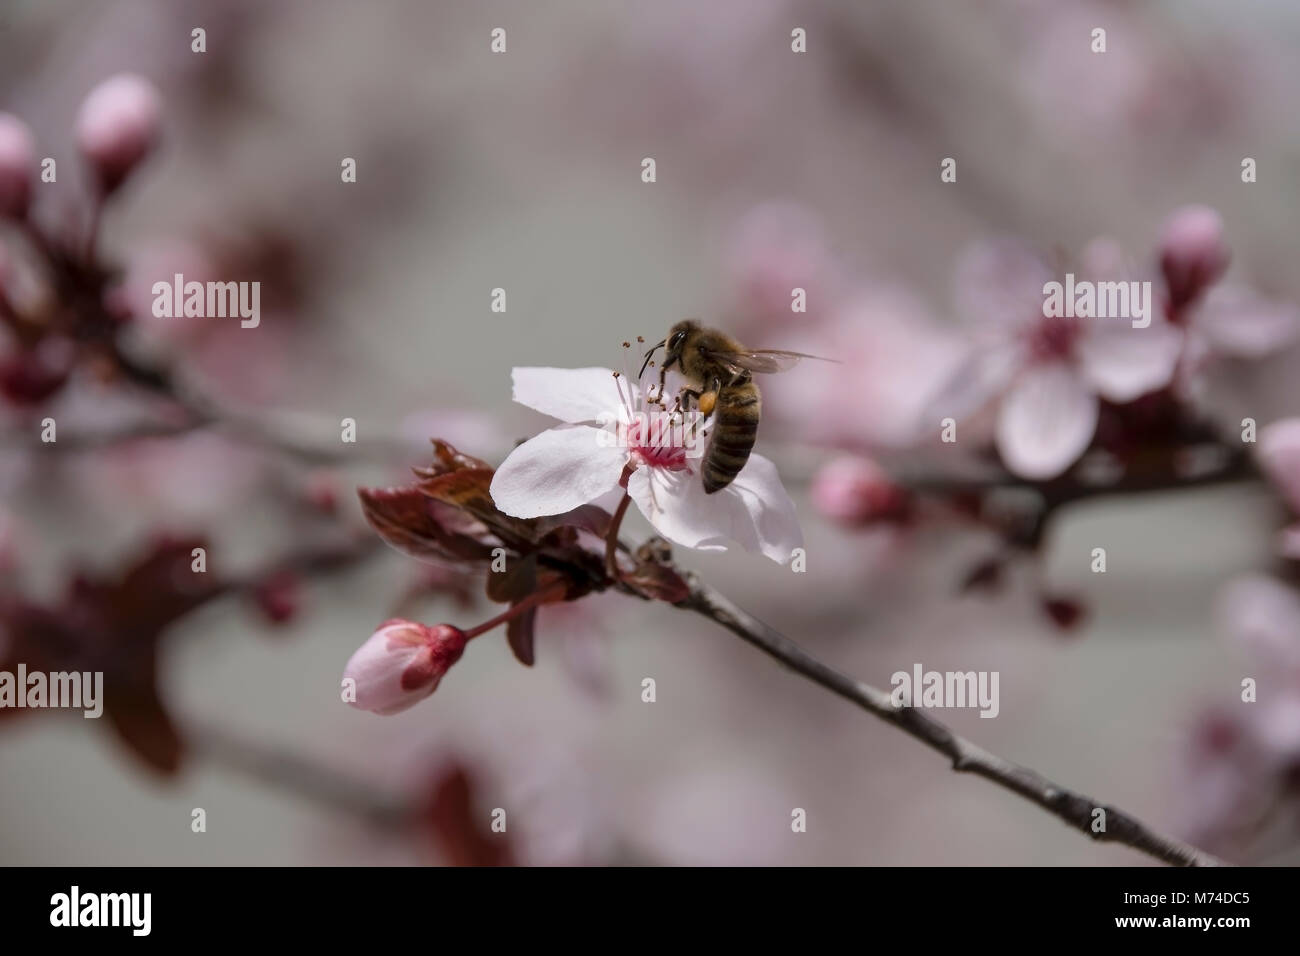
[703,347,838,375]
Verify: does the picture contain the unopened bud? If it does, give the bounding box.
[0,113,35,219]
[1159,205,1229,313]
[810,456,909,525]
[343,619,467,715]
[75,74,162,194]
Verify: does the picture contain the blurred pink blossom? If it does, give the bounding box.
[759,285,966,450]
[1256,418,1300,553]
[938,240,1180,479]
[1180,574,1300,849]
[724,202,836,327]
[117,238,217,347]
[810,455,909,527]
[1179,285,1299,372]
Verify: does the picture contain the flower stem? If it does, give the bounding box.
[464,581,567,640]
[605,492,634,582]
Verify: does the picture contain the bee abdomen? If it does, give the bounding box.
[702,386,760,494]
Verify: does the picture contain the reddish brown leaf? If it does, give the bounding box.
[358,485,496,563]
[416,469,542,552]
[430,439,494,474]
[103,666,184,774]
[0,538,224,775]
[424,762,514,866]
[506,604,538,667]
[485,552,537,604]
[625,561,691,604]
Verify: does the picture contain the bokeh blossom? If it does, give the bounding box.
[938,239,1182,479]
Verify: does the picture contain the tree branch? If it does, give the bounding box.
[675,574,1224,867]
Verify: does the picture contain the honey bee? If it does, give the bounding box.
[639,320,831,493]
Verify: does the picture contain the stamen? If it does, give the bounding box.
[618,341,643,413]
[611,369,633,423]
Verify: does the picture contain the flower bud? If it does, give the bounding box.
[0,337,76,406]
[252,570,300,626]
[74,74,162,194]
[1158,205,1229,312]
[344,619,467,715]
[303,469,340,515]
[810,456,909,525]
[0,113,35,219]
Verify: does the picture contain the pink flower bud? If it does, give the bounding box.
[1159,205,1229,312]
[344,619,467,715]
[0,336,76,406]
[252,570,301,626]
[303,470,340,515]
[74,74,162,194]
[810,456,909,525]
[0,113,35,219]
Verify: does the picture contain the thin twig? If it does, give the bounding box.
[675,575,1224,867]
[188,722,417,829]
[111,351,422,464]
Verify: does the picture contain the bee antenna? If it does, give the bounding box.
[639,340,664,378]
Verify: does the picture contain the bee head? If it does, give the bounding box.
[640,319,699,377]
[662,319,700,369]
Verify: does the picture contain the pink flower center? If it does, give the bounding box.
[622,417,691,472]
[1027,314,1082,361]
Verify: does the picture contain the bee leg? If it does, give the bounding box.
[656,358,671,405]
[672,387,714,446]
[676,387,702,409]
[666,393,685,425]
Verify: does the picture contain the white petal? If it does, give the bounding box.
[628,453,802,564]
[922,341,1024,424]
[1077,321,1181,402]
[511,366,630,424]
[724,453,805,562]
[1216,573,1300,672]
[953,239,1052,330]
[490,425,627,518]
[996,363,1099,480]
[627,467,728,552]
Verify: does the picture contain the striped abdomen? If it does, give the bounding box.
[702,381,761,493]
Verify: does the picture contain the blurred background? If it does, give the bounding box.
[2,0,1300,865]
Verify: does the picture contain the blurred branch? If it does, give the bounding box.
[0,417,206,453]
[676,575,1224,867]
[113,352,422,465]
[189,722,416,829]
